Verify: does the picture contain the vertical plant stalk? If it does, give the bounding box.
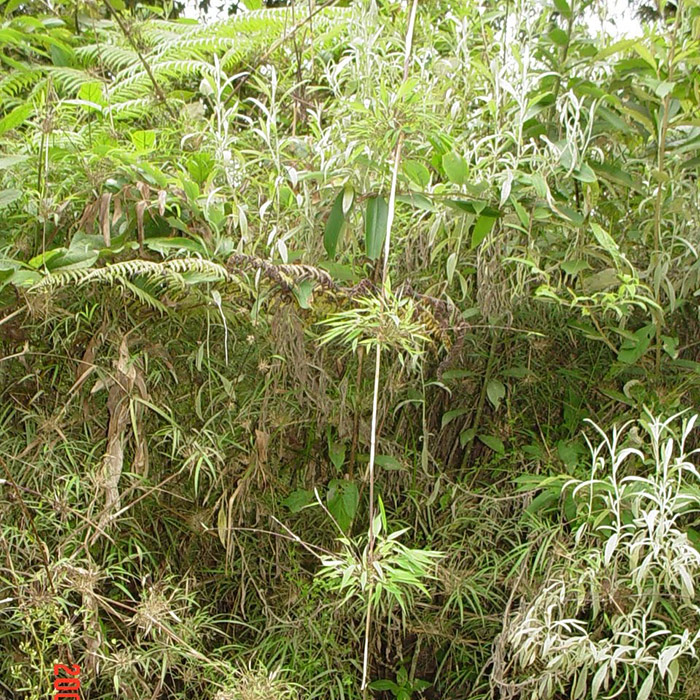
[380,0,419,285]
[348,345,365,478]
[361,0,419,690]
[653,6,682,372]
[361,341,381,690]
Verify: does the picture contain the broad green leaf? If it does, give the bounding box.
[448,199,501,217]
[50,42,74,67]
[654,80,674,98]
[441,369,477,380]
[560,260,590,275]
[186,153,215,185]
[2,0,24,14]
[279,185,294,208]
[617,324,654,364]
[553,204,584,225]
[593,161,640,190]
[662,335,679,359]
[28,248,64,269]
[525,489,558,515]
[327,479,358,533]
[292,279,314,309]
[375,454,404,470]
[356,453,404,471]
[511,197,530,227]
[8,270,42,287]
[166,217,191,234]
[145,237,206,255]
[78,81,105,105]
[581,268,619,293]
[324,190,345,258]
[282,489,314,513]
[596,106,633,134]
[553,0,571,16]
[471,215,496,249]
[501,366,530,378]
[459,428,476,447]
[328,440,346,470]
[573,163,597,183]
[0,103,32,136]
[442,152,469,185]
[364,196,388,261]
[369,681,400,692]
[442,407,469,429]
[564,494,577,522]
[530,172,548,198]
[633,42,657,71]
[486,379,506,410]
[396,193,435,211]
[478,434,505,454]
[620,99,654,132]
[181,180,200,206]
[45,247,99,271]
[403,159,430,187]
[549,28,568,46]
[131,130,156,151]
[318,261,359,283]
[590,223,620,260]
[594,38,637,60]
[557,440,584,466]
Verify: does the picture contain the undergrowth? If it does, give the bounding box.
[1,0,700,699]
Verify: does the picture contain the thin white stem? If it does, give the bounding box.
[361,0,419,689]
[381,139,404,285]
[361,341,381,691]
[366,341,382,555]
[380,0,418,285]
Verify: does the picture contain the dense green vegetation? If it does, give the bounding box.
[1,0,699,698]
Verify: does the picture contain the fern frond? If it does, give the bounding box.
[76,44,140,73]
[104,98,155,120]
[46,67,97,95]
[122,59,214,83]
[163,258,231,280]
[0,67,44,100]
[32,257,233,293]
[26,128,88,152]
[107,75,153,103]
[121,276,169,313]
[0,6,352,131]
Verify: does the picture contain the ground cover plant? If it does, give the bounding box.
[0,0,699,698]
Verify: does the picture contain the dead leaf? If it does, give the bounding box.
[99,192,112,247]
